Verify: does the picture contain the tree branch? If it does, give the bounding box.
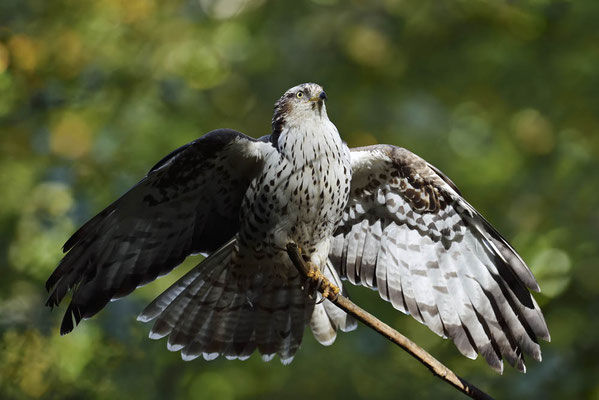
[286,243,494,400]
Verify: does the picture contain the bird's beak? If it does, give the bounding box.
[310,91,327,102]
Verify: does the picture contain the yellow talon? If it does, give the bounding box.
[305,261,340,301]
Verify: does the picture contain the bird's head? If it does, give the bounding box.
[272,83,328,135]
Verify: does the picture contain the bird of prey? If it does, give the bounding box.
[46,82,549,373]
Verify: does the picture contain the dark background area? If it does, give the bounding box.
[1,0,598,398]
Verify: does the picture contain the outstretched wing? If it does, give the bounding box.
[46,129,276,335]
[330,145,550,373]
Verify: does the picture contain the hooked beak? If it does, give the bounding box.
[309,91,327,102]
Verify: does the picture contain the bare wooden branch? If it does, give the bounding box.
[286,242,494,400]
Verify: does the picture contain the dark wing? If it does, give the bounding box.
[46,129,276,335]
[330,145,550,373]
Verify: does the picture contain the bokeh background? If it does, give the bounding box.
[1,0,598,399]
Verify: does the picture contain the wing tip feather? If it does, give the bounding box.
[136,312,153,323]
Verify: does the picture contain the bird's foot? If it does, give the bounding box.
[305,261,323,298]
[305,261,340,302]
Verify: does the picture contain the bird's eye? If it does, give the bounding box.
[296,91,304,98]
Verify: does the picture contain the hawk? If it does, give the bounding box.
[46,83,549,373]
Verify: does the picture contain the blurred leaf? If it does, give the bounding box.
[1,0,599,399]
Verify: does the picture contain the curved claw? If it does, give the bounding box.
[305,261,340,302]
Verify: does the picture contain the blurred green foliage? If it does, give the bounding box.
[1,0,598,398]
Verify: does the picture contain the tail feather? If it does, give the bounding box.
[138,239,235,323]
[255,286,278,358]
[138,238,315,363]
[187,271,242,359]
[167,267,227,353]
[264,284,293,360]
[226,301,257,360]
[288,284,310,359]
[200,290,244,356]
[177,283,227,360]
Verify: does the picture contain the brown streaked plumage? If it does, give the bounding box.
[46,83,549,372]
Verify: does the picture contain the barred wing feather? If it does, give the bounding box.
[46,129,275,335]
[331,145,550,373]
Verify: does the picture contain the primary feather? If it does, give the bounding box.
[47,84,548,372]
